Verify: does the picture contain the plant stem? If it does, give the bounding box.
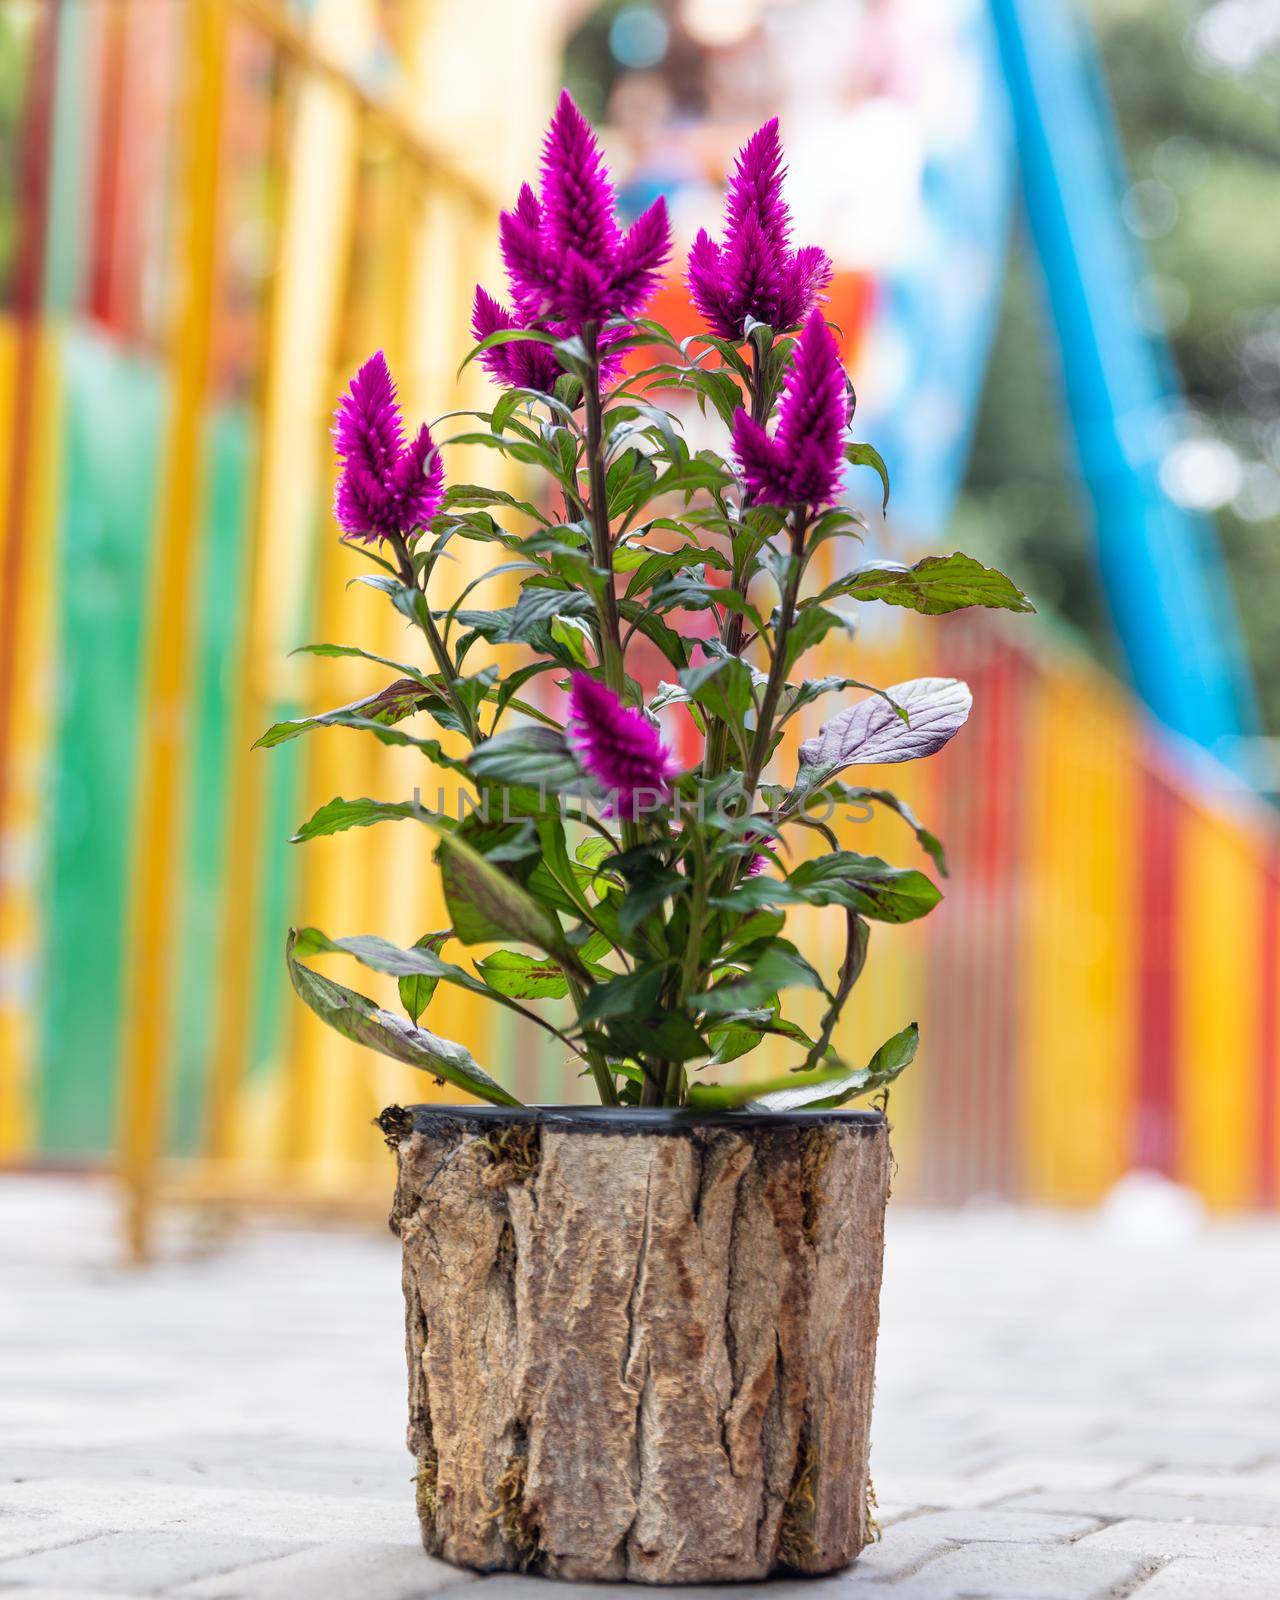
[639,1057,664,1107]
[803,910,868,1070]
[581,323,626,700]
[742,509,807,805]
[664,841,710,1108]
[565,970,619,1106]
[704,342,767,782]
[563,350,634,1105]
[388,532,480,744]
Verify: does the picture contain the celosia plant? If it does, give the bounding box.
[267,93,1032,1111]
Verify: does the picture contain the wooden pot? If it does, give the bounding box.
[386,1103,890,1585]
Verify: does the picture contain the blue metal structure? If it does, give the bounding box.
[989,0,1260,769]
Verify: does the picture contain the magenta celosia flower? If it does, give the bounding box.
[490,91,671,333]
[732,310,849,509]
[687,118,832,342]
[471,286,563,393]
[742,838,773,877]
[471,284,627,392]
[567,672,680,817]
[333,351,444,542]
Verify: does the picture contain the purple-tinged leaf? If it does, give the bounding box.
[796,678,972,786]
[286,931,520,1106]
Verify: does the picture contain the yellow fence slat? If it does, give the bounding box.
[118,0,226,1259]
[1021,663,1138,1203]
[1177,798,1265,1209]
[0,323,60,1158]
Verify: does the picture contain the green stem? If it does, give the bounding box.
[581,323,626,699]
[742,509,807,805]
[388,532,480,745]
[803,910,868,1071]
[581,321,644,859]
[639,1057,665,1108]
[565,970,619,1106]
[664,843,710,1109]
[704,343,768,782]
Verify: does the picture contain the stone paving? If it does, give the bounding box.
[1,1176,1278,1599]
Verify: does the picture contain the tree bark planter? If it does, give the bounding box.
[385,1103,891,1585]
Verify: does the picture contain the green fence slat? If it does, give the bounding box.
[38,329,161,1154]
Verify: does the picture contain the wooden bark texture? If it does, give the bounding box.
[390,1114,889,1584]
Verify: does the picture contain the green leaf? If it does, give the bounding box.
[475,949,569,999]
[575,835,615,872]
[579,964,666,1024]
[839,553,1034,615]
[719,852,942,924]
[706,1017,771,1067]
[696,941,826,1018]
[296,713,469,767]
[784,853,941,924]
[454,589,595,650]
[390,582,436,633]
[452,666,500,728]
[622,545,730,599]
[509,584,595,637]
[617,600,691,671]
[490,660,564,729]
[467,726,581,792]
[398,931,450,1022]
[828,786,948,876]
[679,657,754,729]
[679,365,745,430]
[511,816,591,922]
[718,909,786,957]
[458,325,560,378]
[256,680,436,750]
[649,452,734,501]
[844,441,891,512]
[440,429,560,473]
[425,817,566,952]
[616,868,687,940]
[443,483,548,523]
[606,447,658,518]
[291,925,579,1039]
[748,1023,919,1111]
[782,604,851,674]
[684,1061,852,1112]
[292,795,429,842]
[289,642,438,689]
[286,930,520,1106]
[594,1011,708,1064]
[550,615,591,667]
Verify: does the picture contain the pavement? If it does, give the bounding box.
[0,1174,1278,1599]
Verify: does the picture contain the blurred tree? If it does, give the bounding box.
[962,0,1280,730]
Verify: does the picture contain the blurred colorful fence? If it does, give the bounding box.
[1,0,1277,1253]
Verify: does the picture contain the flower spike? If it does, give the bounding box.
[568,673,680,818]
[332,351,444,542]
[687,117,832,341]
[732,311,849,510]
[473,90,672,386]
[471,287,562,393]
[538,90,618,267]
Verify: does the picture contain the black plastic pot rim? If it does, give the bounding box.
[399,1102,886,1135]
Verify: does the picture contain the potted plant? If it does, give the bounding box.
[265,95,1031,1583]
